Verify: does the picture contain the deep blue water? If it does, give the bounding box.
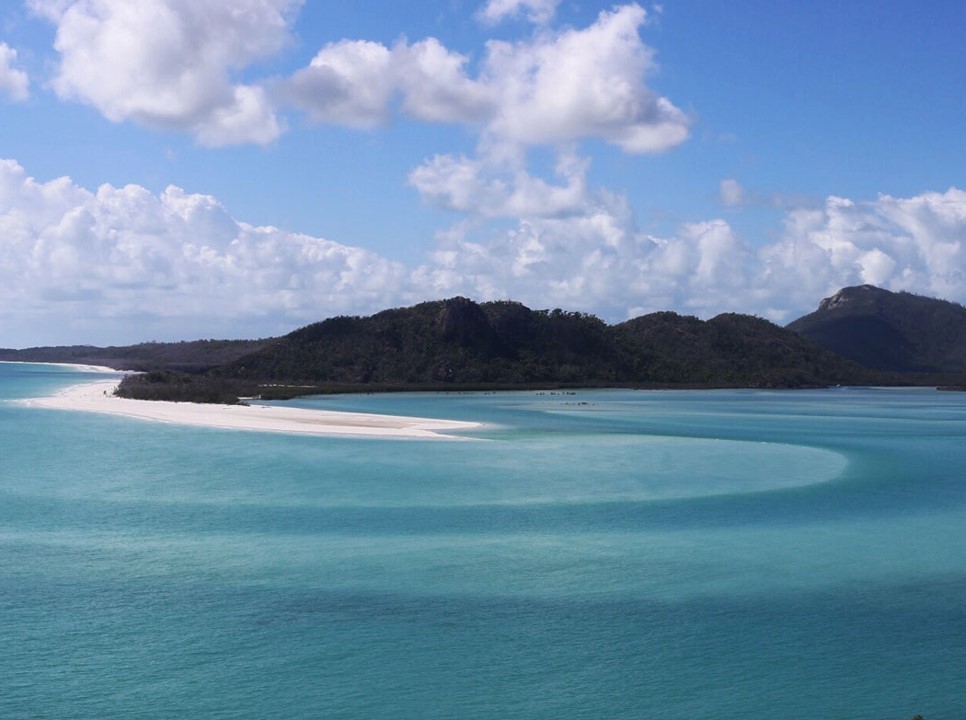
[2,363,964,719]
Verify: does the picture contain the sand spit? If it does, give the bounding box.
[0,360,121,373]
[20,380,484,440]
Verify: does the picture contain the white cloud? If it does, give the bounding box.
[25,1,688,156]
[4,155,966,345]
[480,4,689,153]
[477,0,561,26]
[395,38,495,124]
[193,85,284,147]
[287,35,496,129]
[411,197,755,320]
[0,43,29,101]
[286,36,494,129]
[29,0,298,145]
[408,149,589,219]
[285,4,689,154]
[758,188,966,319]
[286,39,395,129]
[412,182,966,324]
[0,158,409,344]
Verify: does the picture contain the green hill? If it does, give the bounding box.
[787,285,966,374]
[0,338,272,372]
[4,295,894,404]
[217,299,621,386]
[614,311,875,387]
[197,297,876,401]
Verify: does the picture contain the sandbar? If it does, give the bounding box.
[1,360,120,373]
[20,380,484,440]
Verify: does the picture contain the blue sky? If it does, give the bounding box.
[1,0,964,346]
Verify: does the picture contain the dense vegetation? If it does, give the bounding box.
[209,297,878,392]
[217,299,626,387]
[788,284,966,374]
[12,288,965,405]
[0,338,271,372]
[112,370,259,404]
[615,311,877,387]
[106,297,880,402]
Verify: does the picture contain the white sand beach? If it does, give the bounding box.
[21,380,484,440]
[0,360,121,373]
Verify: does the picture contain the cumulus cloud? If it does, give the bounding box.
[0,43,29,101]
[394,38,495,124]
[278,2,684,314]
[24,1,688,155]
[286,39,395,129]
[28,0,296,145]
[0,158,408,343]
[287,36,494,129]
[285,4,689,154]
[410,195,755,320]
[408,149,590,219]
[411,180,966,323]
[758,188,966,319]
[479,4,688,153]
[4,155,966,345]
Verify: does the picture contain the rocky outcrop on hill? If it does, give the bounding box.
[787,285,966,373]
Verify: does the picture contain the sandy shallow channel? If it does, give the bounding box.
[20,380,484,440]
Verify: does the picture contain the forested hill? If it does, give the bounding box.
[208,297,876,392]
[787,285,966,374]
[0,338,272,372]
[4,295,893,403]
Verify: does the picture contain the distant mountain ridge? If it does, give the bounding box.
[787,285,966,373]
[8,287,966,403]
[199,297,874,396]
[0,339,272,372]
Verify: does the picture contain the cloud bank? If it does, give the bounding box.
[0,158,408,343]
[5,2,964,345]
[2,157,965,345]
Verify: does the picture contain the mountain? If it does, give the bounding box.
[204,297,876,395]
[3,296,887,404]
[614,311,874,387]
[217,298,622,386]
[787,285,966,374]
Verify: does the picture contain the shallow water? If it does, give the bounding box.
[2,364,964,718]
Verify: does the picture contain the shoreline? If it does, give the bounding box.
[0,360,122,374]
[19,380,485,440]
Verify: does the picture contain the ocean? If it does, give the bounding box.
[1,362,964,719]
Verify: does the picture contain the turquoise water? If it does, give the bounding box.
[2,364,965,719]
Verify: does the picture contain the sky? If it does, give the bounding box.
[1,0,964,346]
